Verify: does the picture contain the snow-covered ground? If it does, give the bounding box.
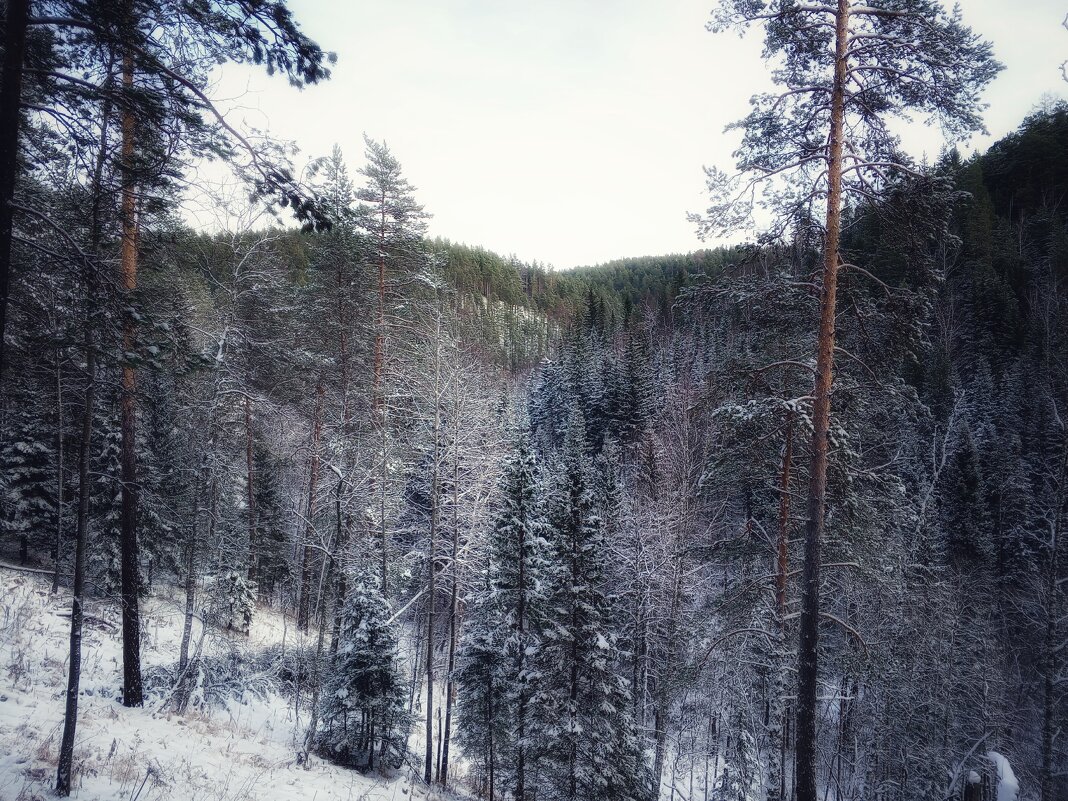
[0,567,461,801]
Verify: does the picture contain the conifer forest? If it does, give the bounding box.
[1,2,1067,801]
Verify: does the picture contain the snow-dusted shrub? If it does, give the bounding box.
[204,571,257,633]
[317,572,409,771]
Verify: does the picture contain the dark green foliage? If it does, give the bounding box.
[939,424,995,569]
[319,571,408,771]
[250,440,289,599]
[454,583,509,795]
[204,570,257,633]
[457,433,550,798]
[88,420,122,595]
[1,408,55,563]
[570,249,736,319]
[536,411,650,801]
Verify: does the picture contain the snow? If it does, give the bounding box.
[986,751,1020,801]
[0,568,468,801]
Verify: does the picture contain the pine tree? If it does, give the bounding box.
[355,135,430,593]
[204,570,257,633]
[529,359,569,452]
[695,6,1001,798]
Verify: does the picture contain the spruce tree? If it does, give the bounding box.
[455,576,510,798]
[89,422,123,595]
[537,410,649,801]
[458,432,550,801]
[1,409,55,564]
[251,440,289,601]
[319,570,408,770]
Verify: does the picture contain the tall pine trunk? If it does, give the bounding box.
[424,324,442,784]
[298,381,325,632]
[487,673,496,801]
[52,347,64,593]
[770,408,794,801]
[0,0,29,387]
[375,201,388,594]
[796,3,849,799]
[379,417,389,595]
[244,395,257,584]
[55,285,94,796]
[373,204,385,407]
[118,52,144,708]
[337,264,350,433]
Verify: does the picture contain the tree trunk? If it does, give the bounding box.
[487,673,496,801]
[516,469,529,801]
[174,455,207,711]
[51,346,65,592]
[0,0,29,387]
[380,416,389,595]
[297,381,325,632]
[337,264,350,433]
[330,511,351,656]
[244,394,257,584]
[776,408,794,621]
[375,199,389,594]
[56,91,110,792]
[796,4,850,799]
[418,563,431,786]
[55,286,94,796]
[373,199,386,409]
[302,475,343,765]
[653,569,682,798]
[1041,443,1067,801]
[438,437,461,787]
[118,53,143,708]
[409,599,424,714]
[568,534,581,801]
[424,331,441,784]
[632,517,649,726]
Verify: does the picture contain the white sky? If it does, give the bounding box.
[205,0,1068,269]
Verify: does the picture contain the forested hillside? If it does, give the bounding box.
[1,2,1066,801]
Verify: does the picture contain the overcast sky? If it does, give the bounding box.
[207,0,1068,269]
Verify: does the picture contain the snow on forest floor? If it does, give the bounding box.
[0,567,461,801]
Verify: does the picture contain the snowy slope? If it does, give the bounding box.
[0,568,463,801]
